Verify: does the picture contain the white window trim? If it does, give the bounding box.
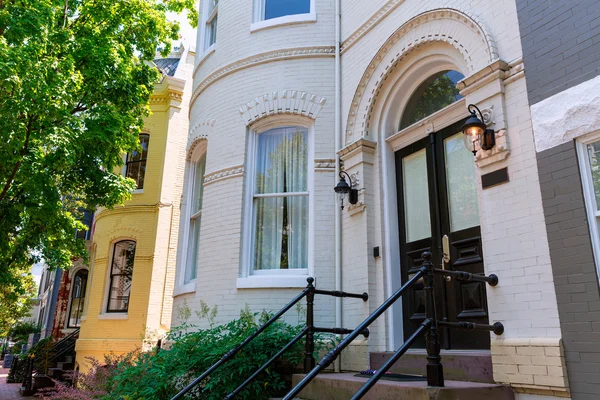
[238,117,315,289]
[174,141,207,295]
[250,12,317,33]
[100,239,136,316]
[199,0,218,53]
[576,132,600,281]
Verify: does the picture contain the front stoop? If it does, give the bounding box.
[292,373,515,400]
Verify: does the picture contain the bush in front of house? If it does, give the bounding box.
[40,304,329,400]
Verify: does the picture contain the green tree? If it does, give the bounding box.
[0,1,197,297]
[0,270,37,345]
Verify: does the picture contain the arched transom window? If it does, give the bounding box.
[400,70,465,130]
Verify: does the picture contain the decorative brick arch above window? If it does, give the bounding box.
[238,90,327,127]
[187,118,215,157]
[345,8,500,145]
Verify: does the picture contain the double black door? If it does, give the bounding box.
[395,120,490,350]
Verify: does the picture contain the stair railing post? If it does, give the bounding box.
[22,354,34,391]
[423,251,444,387]
[304,277,316,373]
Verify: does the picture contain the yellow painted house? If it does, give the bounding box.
[75,45,195,370]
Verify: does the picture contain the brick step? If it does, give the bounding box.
[292,373,514,400]
[370,350,494,383]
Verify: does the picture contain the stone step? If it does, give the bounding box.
[370,350,494,383]
[291,373,514,400]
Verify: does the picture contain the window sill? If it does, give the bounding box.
[250,13,317,33]
[97,313,128,320]
[173,281,196,297]
[132,189,144,195]
[236,275,311,289]
[197,43,216,69]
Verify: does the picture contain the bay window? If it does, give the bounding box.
[68,270,88,327]
[126,134,149,190]
[185,153,206,283]
[252,0,315,30]
[249,126,309,273]
[107,240,136,312]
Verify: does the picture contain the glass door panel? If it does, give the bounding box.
[402,149,432,242]
[444,133,480,232]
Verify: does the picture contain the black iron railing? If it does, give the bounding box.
[284,251,504,400]
[33,327,80,370]
[170,278,369,400]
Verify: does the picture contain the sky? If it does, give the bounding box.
[167,9,198,50]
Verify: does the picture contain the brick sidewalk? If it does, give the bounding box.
[0,366,24,400]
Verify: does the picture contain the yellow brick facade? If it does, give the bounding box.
[75,47,195,371]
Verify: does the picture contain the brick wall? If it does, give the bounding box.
[516,0,600,105]
[537,141,600,400]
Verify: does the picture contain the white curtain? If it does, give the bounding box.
[254,127,308,270]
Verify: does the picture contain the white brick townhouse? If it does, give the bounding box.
[171,0,600,399]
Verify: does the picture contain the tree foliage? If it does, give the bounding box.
[0,0,197,297]
[0,269,37,339]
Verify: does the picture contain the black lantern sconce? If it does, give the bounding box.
[461,104,496,156]
[334,171,358,210]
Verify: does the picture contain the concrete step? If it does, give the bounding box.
[370,350,494,383]
[292,373,514,400]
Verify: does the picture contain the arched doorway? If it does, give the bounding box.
[394,71,489,349]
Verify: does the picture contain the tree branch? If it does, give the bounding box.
[0,116,34,202]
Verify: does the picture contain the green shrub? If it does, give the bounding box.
[106,309,330,400]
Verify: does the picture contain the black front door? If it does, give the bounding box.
[395,120,490,350]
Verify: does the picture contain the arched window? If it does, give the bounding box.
[107,240,136,312]
[250,126,309,272]
[68,270,88,327]
[126,134,149,189]
[399,70,465,130]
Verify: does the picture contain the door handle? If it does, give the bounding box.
[442,235,451,281]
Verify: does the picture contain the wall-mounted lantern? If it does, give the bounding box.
[334,171,358,210]
[462,104,496,156]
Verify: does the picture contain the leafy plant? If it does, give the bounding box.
[40,305,333,400]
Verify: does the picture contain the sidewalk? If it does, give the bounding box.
[0,366,23,400]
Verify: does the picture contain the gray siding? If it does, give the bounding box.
[538,141,600,400]
[517,0,600,105]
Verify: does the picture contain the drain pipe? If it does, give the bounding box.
[334,0,342,374]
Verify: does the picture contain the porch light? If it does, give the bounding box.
[462,104,496,156]
[334,171,358,210]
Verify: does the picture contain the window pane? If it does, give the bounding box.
[192,156,207,214]
[253,195,308,270]
[68,298,84,327]
[185,217,201,283]
[255,127,308,194]
[207,0,218,14]
[126,161,140,183]
[138,160,146,189]
[111,241,136,276]
[108,274,132,311]
[445,133,480,231]
[402,149,432,242]
[265,0,310,20]
[587,142,600,210]
[400,70,464,130]
[207,17,217,47]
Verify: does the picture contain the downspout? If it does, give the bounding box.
[334,0,342,373]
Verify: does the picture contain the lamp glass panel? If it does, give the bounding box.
[445,133,480,231]
[402,149,432,242]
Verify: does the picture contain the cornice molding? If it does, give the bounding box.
[345,8,498,145]
[204,165,244,186]
[191,46,335,107]
[95,205,159,221]
[239,90,327,126]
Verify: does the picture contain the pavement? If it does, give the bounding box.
[0,366,23,400]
